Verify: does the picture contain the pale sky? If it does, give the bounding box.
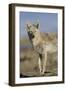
[20,12,58,38]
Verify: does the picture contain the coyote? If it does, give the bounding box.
[26,23,57,75]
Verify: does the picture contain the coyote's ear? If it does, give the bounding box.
[26,24,30,30]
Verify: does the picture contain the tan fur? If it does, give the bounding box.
[26,23,57,75]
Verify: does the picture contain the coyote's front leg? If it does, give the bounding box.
[38,54,44,75]
[42,50,47,75]
[38,57,42,75]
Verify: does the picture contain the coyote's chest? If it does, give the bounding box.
[31,33,45,54]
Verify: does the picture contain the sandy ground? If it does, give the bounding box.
[20,48,57,77]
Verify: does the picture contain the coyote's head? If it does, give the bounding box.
[26,23,39,40]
